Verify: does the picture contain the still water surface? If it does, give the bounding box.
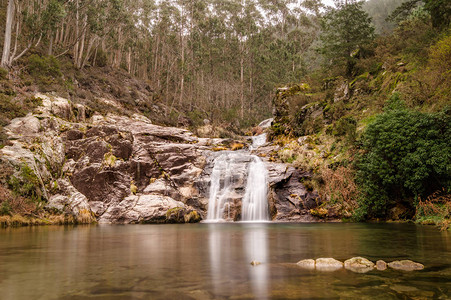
[0,223,450,299]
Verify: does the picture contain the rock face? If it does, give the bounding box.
[267,166,322,221]
[315,258,344,271]
[344,257,375,273]
[388,260,424,271]
[1,93,324,224]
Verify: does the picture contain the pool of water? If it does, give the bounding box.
[0,223,450,299]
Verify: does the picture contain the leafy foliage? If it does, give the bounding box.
[355,95,451,219]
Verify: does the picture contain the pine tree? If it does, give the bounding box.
[320,0,375,76]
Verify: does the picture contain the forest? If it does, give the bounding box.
[0,0,450,226]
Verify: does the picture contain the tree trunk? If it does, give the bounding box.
[1,0,15,68]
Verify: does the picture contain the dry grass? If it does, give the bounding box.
[416,189,451,230]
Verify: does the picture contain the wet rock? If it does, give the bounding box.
[297,259,315,270]
[376,260,387,271]
[315,258,343,271]
[268,166,322,221]
[344,257,375,273]
[258,118,274,129]
[99,194,187,224]
[388,260,424,271]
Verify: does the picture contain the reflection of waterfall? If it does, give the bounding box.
[206,151,269,222]
[242,156,269,221]
[245,224,268,300]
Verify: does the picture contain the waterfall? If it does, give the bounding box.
[241,156,269,221]
[250,133,267,150]
[206,153,234,221]
[206,152,269,222]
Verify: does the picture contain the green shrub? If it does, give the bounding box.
[0,200,11,216]
[333,116,357,144]
[429,34,451,72]
[355,97,451,219]
[95,49,108,67]
[8,164,43,203]
[27,54,62,87]
[0,68,8,80]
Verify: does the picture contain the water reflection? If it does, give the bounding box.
[1,224,450,299]
[245,224,268,300]
[208,223,269,299]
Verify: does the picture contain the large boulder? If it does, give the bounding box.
[99,194,189,224]
[267,165,322,221]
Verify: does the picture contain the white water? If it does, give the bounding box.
[206,152,269,222]
[250,133,267,150]
[241,156,269,221]
[206,153,235,222]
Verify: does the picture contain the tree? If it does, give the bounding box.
[320,0,375,76]
[1,0,14,68]
[388,0,451,29]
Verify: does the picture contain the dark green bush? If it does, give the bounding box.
[27,54,62,87]
[355,97,451,219]
[333,116,357,144]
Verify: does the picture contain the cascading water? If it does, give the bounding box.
[241,156,269,221]
[250,133,267,150]
[206,153,235,221]
[206,149,269,222]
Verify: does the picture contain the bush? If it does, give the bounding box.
[8,164,44,203]
[355,96,451,219]
[0,68,8,80]
[27,54,62,87]
[429,34,451,72]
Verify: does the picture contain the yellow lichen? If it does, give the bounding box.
[231,143,244,151]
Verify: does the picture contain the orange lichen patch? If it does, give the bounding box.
[212,146,227,152]
[231,143,244,151]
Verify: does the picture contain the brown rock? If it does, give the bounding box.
[388,260,424,271]
[297,259,315,270]
[344,257,374,273]
[315,258,343,271]
[376,260,387,271]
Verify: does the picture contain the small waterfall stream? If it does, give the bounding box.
[206,133,269,222]
[241,156,269,221]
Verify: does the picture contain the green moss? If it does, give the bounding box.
[8,163,43,203]
[103,152,117,167]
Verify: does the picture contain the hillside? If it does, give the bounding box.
[0,0,450,228]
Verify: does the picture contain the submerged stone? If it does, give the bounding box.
[315,258,343,271]
[344,257,375,273]
[296,259,315,270]
[388,260,424,271]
